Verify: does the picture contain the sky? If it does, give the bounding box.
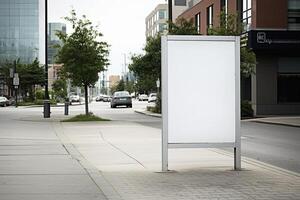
[48,0,166,76]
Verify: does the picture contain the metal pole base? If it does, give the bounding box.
[43,100,51,118]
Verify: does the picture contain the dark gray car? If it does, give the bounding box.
[110,91,132,108]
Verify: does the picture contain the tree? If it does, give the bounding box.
[56,10,109,115]
[0,59,45,100]
[52,78,67,102]
[208,11,256,77]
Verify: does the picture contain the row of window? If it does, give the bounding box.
[147,9,167,30]
[288,0,300,30]
[147,23,168,37]
[194,0,252,34]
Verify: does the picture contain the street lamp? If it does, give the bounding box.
[43,0,50,118]
[168,0,172,24]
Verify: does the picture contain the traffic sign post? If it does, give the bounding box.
[13,72,19,107]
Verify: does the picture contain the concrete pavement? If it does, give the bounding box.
[0,106,300,199]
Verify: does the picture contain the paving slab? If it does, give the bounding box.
[58,121,300,200]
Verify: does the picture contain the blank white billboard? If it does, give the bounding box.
[162,35,240,144]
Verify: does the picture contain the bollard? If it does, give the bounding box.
[64,101,69,115]
[43,100,51,118]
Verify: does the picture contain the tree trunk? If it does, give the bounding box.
[84,84,89,115]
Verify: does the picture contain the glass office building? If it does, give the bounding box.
[0,0,44,64]
[48,23,66,64]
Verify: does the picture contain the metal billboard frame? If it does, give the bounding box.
[161,35,241,172]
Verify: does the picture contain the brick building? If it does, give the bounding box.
[178,0,300,115]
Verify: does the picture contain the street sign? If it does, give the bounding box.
[13,77,19,86]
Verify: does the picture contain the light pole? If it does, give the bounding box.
[168,0,172,25]
[156,78,160,94]
[43,0,50,118]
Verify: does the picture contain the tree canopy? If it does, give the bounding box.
[56,10,109,114]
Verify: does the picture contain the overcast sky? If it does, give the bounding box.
[48,0,166,76]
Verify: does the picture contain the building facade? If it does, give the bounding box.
[48,22,66,64]
[0,0,45,96]
[178,0,300,115]
[146,4,168,38]
[0,0,44,63]
[172,0,189,21]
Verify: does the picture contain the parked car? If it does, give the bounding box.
[103,95,111,102]
[110,91,132,108]
[0,96,9,107]
[138,94,148,101]
[69,94,80,103]
[148,93,157,103]
[96,95,104,102]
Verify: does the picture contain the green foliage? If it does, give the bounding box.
[169,18,199,35]
[241,100,254,118]
[208,12,242,36]
[61,113,110,122]
[52,78,67,101]
[56,10,109,114]
[208,11,256,77]
[35,89,45,100]
[116,79,125,91]
[124,81,135,93]
[0,59,45,100]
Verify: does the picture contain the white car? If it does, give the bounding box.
[69,94,80,102]
[138,94,148,101]
[148,93,157,103]
[0,96,9,107]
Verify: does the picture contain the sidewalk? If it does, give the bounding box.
[0,109,107,200]
[1,109,300,200]
[56,120,300,200]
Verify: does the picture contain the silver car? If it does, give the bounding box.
[0,97,9,107]
[111,91,132,108]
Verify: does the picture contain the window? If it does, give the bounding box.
[175,0,187,6]
[278,74,300,103]
[159,10,166,20]
[242,0,252,31]
[207,5,213,32]
[220,0,228,15]
[288,0,300,30]
[195,13,201,33]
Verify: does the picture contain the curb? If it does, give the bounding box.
[134,109,162,118]
[251,120,300,128]
[52,122,123,200]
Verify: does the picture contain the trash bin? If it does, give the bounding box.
[43,100,51,118]
[64,101,69,115]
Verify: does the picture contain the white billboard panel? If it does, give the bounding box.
[162,35,240,144]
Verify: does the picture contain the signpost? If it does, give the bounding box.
[161,35,241,171]
[13,72,19,107]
